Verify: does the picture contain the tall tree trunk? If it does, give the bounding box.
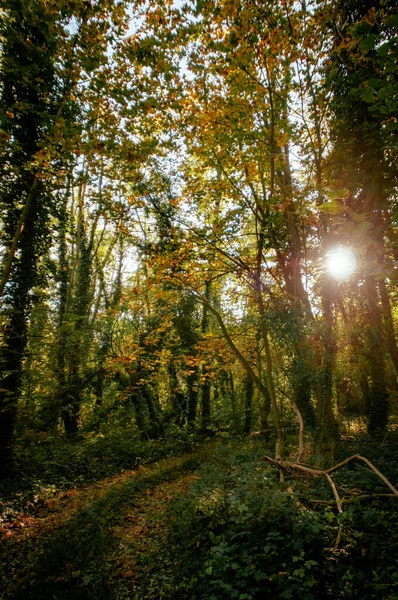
[0,1,58,475]
[0,218,34,475]
[142,384,163,439]
[60,194,96,437]
[200,280,211,431]
[129,387,146,434]
[187,368,198,429]
[378,279,398,377]
[93,238,123,405]
[315,276,338,451]
[243,372,254,434]
[228,371,238,431]
[364,275,389,433]
[56,186,70,427]
[169,361,186,425]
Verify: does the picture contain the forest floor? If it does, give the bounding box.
[1,435,398,600]
[0,443,218,599]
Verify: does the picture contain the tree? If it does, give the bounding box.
[0,0,63,476]
[326,0,398,432]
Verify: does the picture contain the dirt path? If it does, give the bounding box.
[0,448,212,599]
[110,470,199,590]
[1,453,199,543]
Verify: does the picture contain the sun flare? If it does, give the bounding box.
[326,247,357,281]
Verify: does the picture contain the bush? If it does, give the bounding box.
[165,444,324,599]
[162,442,398,600]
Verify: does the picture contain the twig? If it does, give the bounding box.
[325,472,343,549]
[44,461,74,472]
[291,402,304,462]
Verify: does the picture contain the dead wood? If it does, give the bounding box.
[262,454,398,498]
[263,453,398,550]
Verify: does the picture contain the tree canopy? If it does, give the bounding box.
[0,0,397,470]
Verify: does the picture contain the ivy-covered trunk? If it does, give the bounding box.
[364,274,389,433]
[60,203,93,437]
[56,187,71,430]
[200,281,211,431]
[326,0,397,434]
[92,241,123,406]
[0,238,33,476]
[0,1,59,476]
[168,361,186,425]
[315,277,338,451]
[243,372,254,434]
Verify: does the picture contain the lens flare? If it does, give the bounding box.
[326,247,357,281]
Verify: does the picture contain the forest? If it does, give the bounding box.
[0,0,397,598]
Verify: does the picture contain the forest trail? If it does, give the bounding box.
[0,445,216,599]
[1,452,202,542]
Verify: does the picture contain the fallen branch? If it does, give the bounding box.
[327,455,398,498]
[262,454,398,498]
[325,473,343,513]
[263,454,398,550]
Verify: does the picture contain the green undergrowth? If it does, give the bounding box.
[1,437,397,600]
[3,424,197,497]
[134,439,398,600]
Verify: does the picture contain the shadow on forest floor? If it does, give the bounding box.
[0,448,214,600]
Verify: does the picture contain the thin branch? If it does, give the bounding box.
[326,473,343,513]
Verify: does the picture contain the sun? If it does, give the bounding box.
[326,247,357,281]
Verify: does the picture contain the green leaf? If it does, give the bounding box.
[367,78,381,89]
[378,87,390,100]
[319,200,345,215]
[361,88,375,103]
[384,121,398,132]
[354,22,372,36]
[377,43,390,57]
[360,35,376,52]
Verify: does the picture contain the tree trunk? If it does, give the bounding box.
[200,280,211,431]
[169,361,186,425]
[364,275,389,433]
[378,278,398,377]
[93,239,123,405]
[228,371,238,431]
[243,373,254,434]
[142,384,164,439]
[315,276,338,451]
[187,368,198,429]
[0,1,58,477]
